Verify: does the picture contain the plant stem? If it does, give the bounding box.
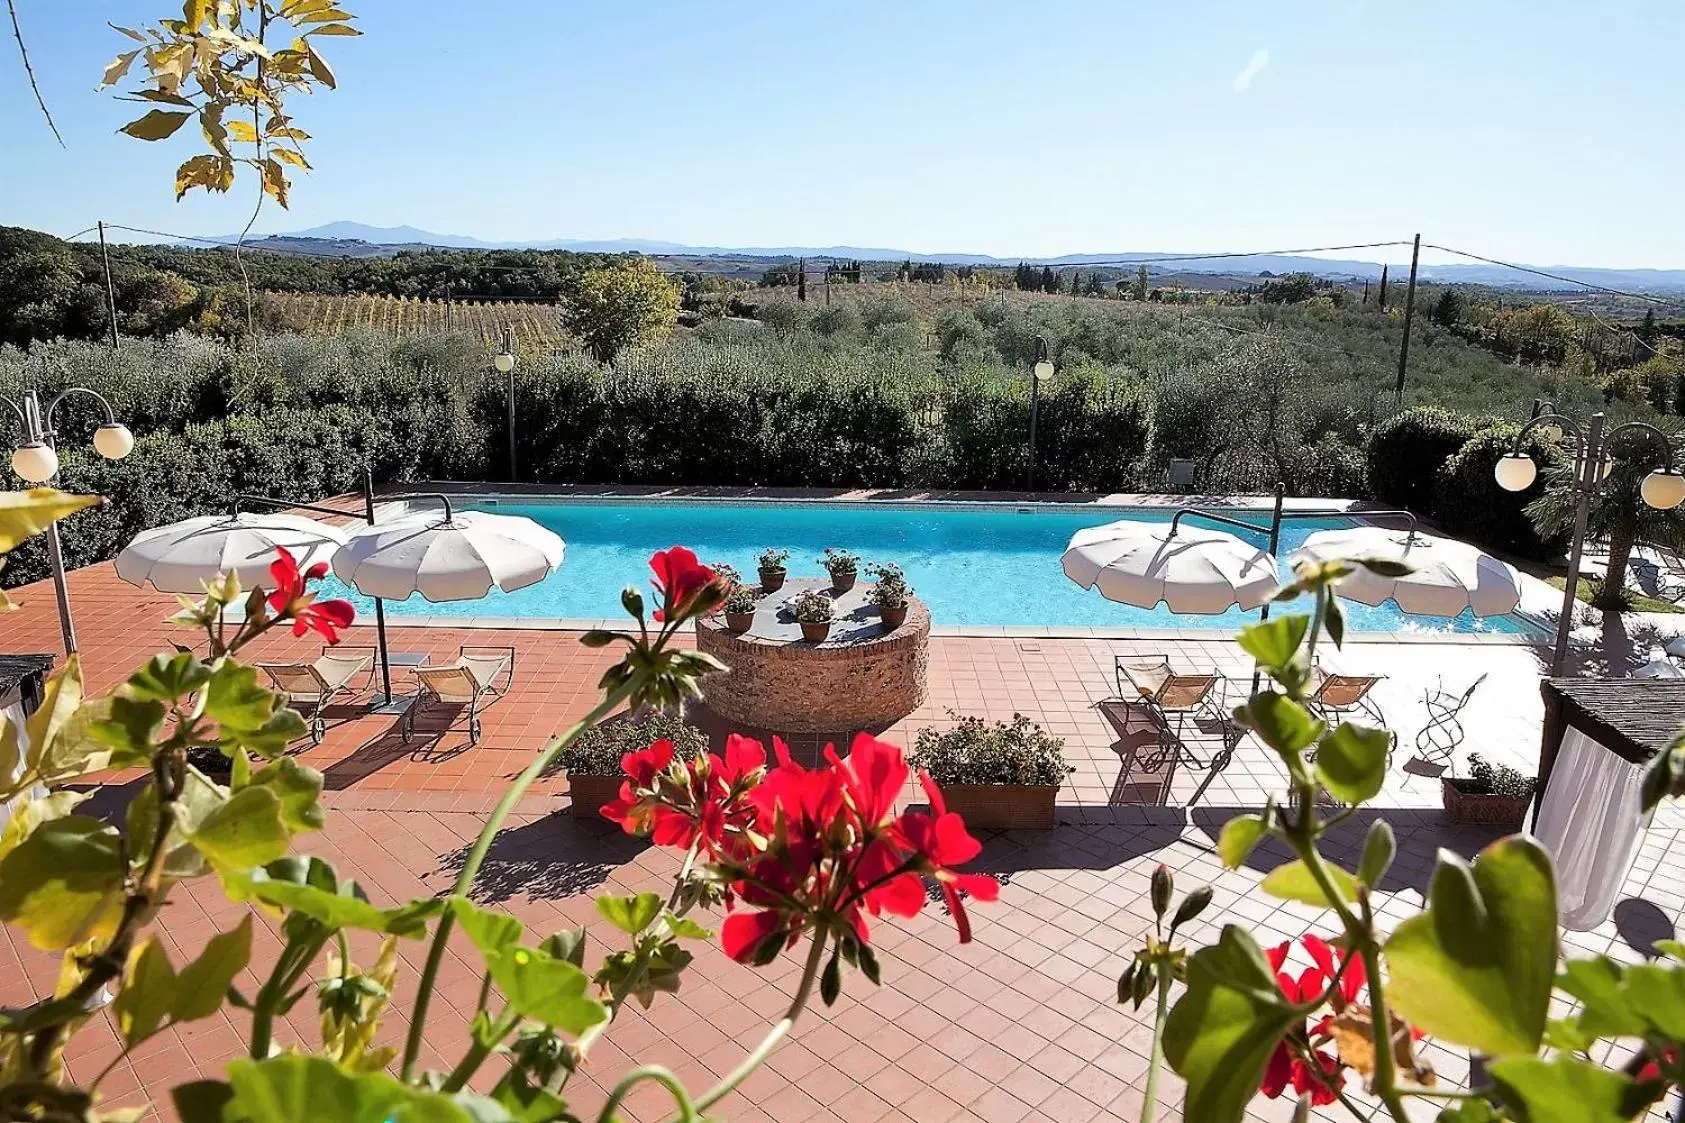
[400,678,638,1080]
[598,1064,698,1123]
[1139,965,1173,1123]
[1358,936,1411,1123]
[440,1008,517,1093]
[681,929,829,1119]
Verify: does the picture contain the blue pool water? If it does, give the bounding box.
[322,500,1534,634]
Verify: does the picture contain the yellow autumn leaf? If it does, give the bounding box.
[99,49,142,90]
[174,153,235,199]
[271,146,310,169]
[0,491,101,554]
[1328,1007,1436,1086]
[227,118,258,143]
[120,108,191,141]
[303,22,360,36]
[260,157,290,207]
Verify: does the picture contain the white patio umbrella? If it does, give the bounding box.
[116,512,347,594]
[331,504,564,602]
[1289,526,1523,617]
[1062,519,1278,613]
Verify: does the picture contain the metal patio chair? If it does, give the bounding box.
[1416,673,1486,766]
[1306,660,1387,725]
[403,645,516,744]
[1116,655,1222,769]
[259,649,373,744]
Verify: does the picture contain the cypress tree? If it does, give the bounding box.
[1378,264,1389,310]
[797,258,807,302]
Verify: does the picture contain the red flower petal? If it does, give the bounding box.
[720,909,784,963]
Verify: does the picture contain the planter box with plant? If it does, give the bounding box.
[723,584,758,632]
[757,547,789,592]
[556,710,709,820]
[821,547,860,592]
[909,712,1073,830]
[791,588,834,643]
[866,561,912,629]
[1442,752,1537,827]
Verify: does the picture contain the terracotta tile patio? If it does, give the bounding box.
[3,558,1683,1122]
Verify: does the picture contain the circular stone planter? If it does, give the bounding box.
[696,578,930,734]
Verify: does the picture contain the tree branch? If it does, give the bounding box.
[6,0,64,147]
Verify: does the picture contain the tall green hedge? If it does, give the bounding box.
[1366,406,1487,512]
[1435,426,1569,561]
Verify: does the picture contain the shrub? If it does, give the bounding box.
[1436,426,1569,560]
[723,585,757,614]
[553,709,708,777]
[808,305,858,338]
[1462,752,1538,798]
[866,561,911,608]
[910,712,1072,787]
[1367,406,1485,512]
[791,589,833,623]
[820,547,859,575]
[758,548,789,571]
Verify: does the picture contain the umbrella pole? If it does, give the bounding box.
[1250,484,1287,696]
[364,468,395,707]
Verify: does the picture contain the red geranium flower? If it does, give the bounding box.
[600,734,765,860]
[1260,939,1344,1106]
[649,546,718,622]
[265,546,355,644]
[896,774,1000,943]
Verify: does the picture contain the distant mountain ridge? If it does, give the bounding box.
[185,221,1685,292]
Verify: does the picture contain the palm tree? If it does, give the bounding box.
[1527,446,1685,609]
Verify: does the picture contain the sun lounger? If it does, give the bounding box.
[1116,655,1222,767]
[402,645,515,744]
[259,649,373,744]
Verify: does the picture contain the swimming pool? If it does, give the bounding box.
[321,499,1535,634]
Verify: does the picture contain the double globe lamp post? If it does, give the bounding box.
[1494,404,1685,674]
[494,328,517,483]
[2,387,134,654]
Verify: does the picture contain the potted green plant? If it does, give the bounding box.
[820,547,860,592]
[909,712,1072,830]
[757,548,790,592]
[722,584,758,633]
[791,588,834,643]
[866,561,912,629]
[556,710,709,820]
[1442,752,1537,828]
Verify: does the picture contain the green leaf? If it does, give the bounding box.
[235,708,309,757]
[1260,858,1356,908]
[184,786,288,872]
[1324,596,1345,649]
[243,870,438,938]
[91,695,167,757]
[1358,819,1396,888]
[1615,961,1685,1038]
[1353,555,1414,579]
[1434,1098,1506,1123]
[1653,939,1685,960]
[542,926,589,967]
[172,1080,234,1123]
[596,892,662,936]
[226,1055,471,1123]
[1316,723,1391,804]
[115,937,177,1045]
[484,1081,568,1123]
[205,661,279,735]
[484,944,608,1035]
[245,757,324,833]
[0,816,124,950]
[1386,836,1556,1056]
[1234,692,1323,759]
[26,655,84,769]
[1217,814,1266,869]
[1236,616,1307,673]
[451,897,524,955]
[172,915,252,1021]
[1163,925,1304,1123]
[127,652,212,702]
[120,109,192,140]
[1556,958,1644,1037]
[662,916,712,941]
[1489,1056,1658,1123]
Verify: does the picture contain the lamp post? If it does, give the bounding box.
[1027,335,1054,492]
[1494,401,1685,674]
[1,388,134,653]
[494,326,517,482]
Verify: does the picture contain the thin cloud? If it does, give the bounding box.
[1232,49,1270,93]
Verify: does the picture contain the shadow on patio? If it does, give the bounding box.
[433,811,648,904]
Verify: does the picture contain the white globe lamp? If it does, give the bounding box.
[11,442,58,484]
[1033,359,1055,382]
[1493,453,1537,492]
[93,422,134,460]
[493,348,515,374]
[1642,469,1685,511]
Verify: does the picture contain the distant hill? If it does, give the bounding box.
[178,221,1685,293]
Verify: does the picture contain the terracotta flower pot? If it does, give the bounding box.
[568,773,624,821]
[800,620,832,644]
[1441,777,1532,829]
[879,603,908,630]
[725,610,755,633]
[758,566,786,592]
[935,782,1057,830]
[830,570,857,593]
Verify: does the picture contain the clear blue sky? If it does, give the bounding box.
[3,0,1681,267]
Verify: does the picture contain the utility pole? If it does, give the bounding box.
[1393,233,1421,401]
[96,221,120,348]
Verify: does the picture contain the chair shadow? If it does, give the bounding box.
[433,812,647,904]
[1096,698,1242,808]
[320,725,470,790]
